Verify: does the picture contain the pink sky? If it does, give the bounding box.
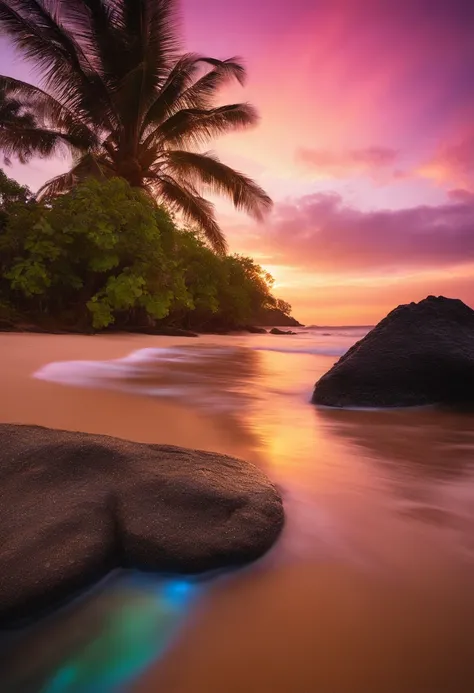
[2,0,474,323]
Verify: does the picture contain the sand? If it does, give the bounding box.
[0,333,256,462]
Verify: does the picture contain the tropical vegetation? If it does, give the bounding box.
[0,0,272,252]
[0,173,290,331]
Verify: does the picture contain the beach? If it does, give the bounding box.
[0,333,257,460]
[1,330,474,692]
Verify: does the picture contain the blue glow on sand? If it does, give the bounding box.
[162,578,194,606]
[39,576,199,693]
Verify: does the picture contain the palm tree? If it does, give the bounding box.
[0,0,272,253]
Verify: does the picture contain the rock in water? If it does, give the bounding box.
[270,328,297,335]
[312,296,474,408]
[245,325,267,334]
[0,425,284,626]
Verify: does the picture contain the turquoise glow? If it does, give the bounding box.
[39,576,199,693]
[162,579,195,606]
[43,665,78,693]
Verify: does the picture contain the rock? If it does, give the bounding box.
[0,319,14,332]
[0,425,284,627]
[245,326,267,334]
[254,308,302,327]
[11,323,56,334]
[1,321,88,335]
[270,328,296,335]
[122,326,199,337]
[312,296,474,408]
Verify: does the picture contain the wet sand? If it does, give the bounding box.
[2,332,474,692]
[0,333,258,462]
[136,563,474,693]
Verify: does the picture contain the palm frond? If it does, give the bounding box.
[141,52,202,132]
[36,169,77,199]
[0,0,113,127]
[164,150,273,220]
[0,125,90,163]
[0,74,99,149]
[0,89,35,128]
[180,57,247,107]
[61,0,126,91]
[109,0,181,154]
[142,55,247,131]
[148,103,259,149]
[37,151,114,200]
[175,59,245,112]
[114,0,181,91]
[156,174,227,254]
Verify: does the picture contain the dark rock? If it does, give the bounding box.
[0,319,14,332]
[254,308,302,327]
[2,321,88,335]
[312,296,474,408]
[201,328,231,335]
[245,325,267,334]
[10,323,57,334]
[0,425,284,627]
[126,326,199,337]
[2,322,199,337]
[270,328,297,335]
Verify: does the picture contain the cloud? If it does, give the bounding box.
[448,189,474,203]
[253,192,474,273]
[296,146,400,180]
[417,133,474,189]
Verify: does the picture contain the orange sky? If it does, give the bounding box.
[2,0,474,324]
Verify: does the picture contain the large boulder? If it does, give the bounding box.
[312,296,474,408]
[0,425,284,627]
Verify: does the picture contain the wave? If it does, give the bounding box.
[305,325,373,331]
[34,343,349,400]
[33,345,261,413]
[252,345,347,357]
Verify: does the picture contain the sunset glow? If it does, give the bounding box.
[1,0,473,323]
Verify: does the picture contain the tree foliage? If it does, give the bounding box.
[0,174,288,331]
[0,167,31,207]
[0,0,272,252]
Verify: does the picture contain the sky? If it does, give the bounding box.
[2,0,474,324]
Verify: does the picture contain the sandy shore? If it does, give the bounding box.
[3,333,474,692]
[0,333,257,462]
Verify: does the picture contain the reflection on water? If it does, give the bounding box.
[318,407,474,479]
[4,330,474,691]
[317,407,474,547]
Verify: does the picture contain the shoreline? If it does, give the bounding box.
[0,325,302,337]
[0,333,261,464]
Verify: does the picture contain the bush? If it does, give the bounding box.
[0,173,291,331]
